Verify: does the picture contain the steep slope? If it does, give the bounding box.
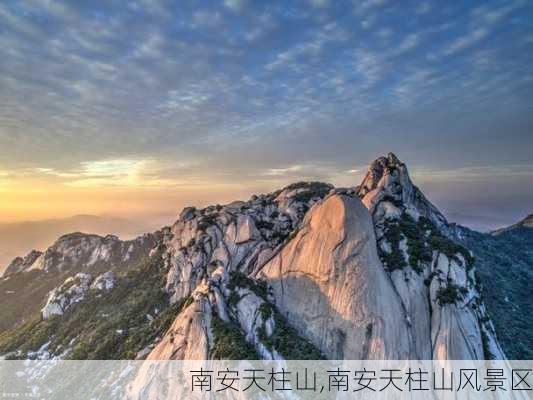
[258,193,411,359]
[146,182,332,360]
[357,153,503,360]
[454,218,533,359]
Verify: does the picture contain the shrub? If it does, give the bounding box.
[227,271,268,300]
[210,313,258,360]
[436,284,468,305]
[380,220,407,271]
[284,182,333,203]
[256,303,324,360]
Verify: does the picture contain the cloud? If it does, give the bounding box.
[263,165,305,176]
[264,22,349,71]
[353,48,384,87]
[358,0,389,12]
[440,0,525,57]
[395,33,421,55]
[443,28,489,56]
[191,10,223,28]
[471,0,526,25]
[223,0,247,12]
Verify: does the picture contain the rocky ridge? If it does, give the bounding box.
[3,250,43,276]
[357,153,504,359]
[2,232,159,278]
[0,155,506,361]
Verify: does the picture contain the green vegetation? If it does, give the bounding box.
[381,195,404,208]
[210,313,258,360]
[227,271,268,300]
[256,303,324,360]
[0,269,67,333]
[380,213,474,274]
[255,220,275,231]
[226,271,323,360]
[283,182,333,203]
[381,220,408,271]
[481,328,495,360]
[435,284,468,305]
[398,214,433,273]
[0,251,190,360]
[461,226,533,359]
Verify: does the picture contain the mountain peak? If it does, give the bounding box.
[357,153,448,229]
[357,152,407,198]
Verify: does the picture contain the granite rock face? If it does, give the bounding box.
[41,273,93,319]
[358,153,504,360]
[41,270,117,319]
[160,182,332,305]
[147,183,334,361]
[258,194,411,359]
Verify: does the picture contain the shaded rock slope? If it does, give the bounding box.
[0,154,518,360]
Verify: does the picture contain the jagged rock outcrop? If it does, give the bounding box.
[26,232,158,274]
[358,152,504,360]
[0,231,160,335]
[146,183,334,361]
[258,194,411,359]
[41,270,117,319]
[358,152,448,230]
[90,271,115,291]
[161,182,333,304]
[3,250,42,277]
[1,232,159,279]
[42,273,93,319]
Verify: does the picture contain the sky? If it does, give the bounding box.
[0,0,532,232]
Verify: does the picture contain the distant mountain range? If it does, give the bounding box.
[0,153,530,363]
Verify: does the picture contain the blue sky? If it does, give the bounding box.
[0,0,532,230]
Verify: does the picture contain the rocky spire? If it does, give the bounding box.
[357,153,505,360]
[357,152,448,229]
